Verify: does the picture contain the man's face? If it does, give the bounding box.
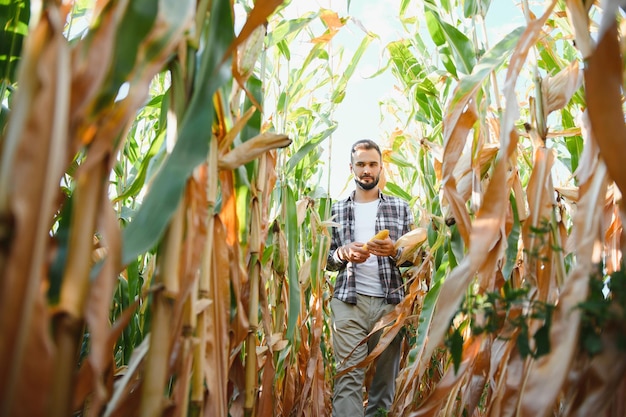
[350,148,381,191]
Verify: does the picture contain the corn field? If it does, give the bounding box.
[1,0,625,416]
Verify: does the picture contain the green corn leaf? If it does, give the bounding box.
[425,9,446,47]
[448,326,464,373]
[533,322,551,358]
[285,184,300,340]
[266,13,317,47]
[382,182,412,201]
[449,224,464,268]
[440,45,459,78]
[330,34,375,103]
[447,26,523,128]
[387,40,426,87]
[503,193,521,280]
[0,0,29,87]
[425,9,476,76]
[563,111,583,173]
[463,0,493,18]
[113,129,166,203]
[122,0,232,265]
[408,269,444,368]
[286,124,337,173]
[93,0,159,109]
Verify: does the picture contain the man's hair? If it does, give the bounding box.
[350,139,381,162]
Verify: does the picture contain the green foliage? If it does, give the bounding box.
[284,184,300,340]
[121,0,234,265]
[502,194,521,279]
[0,0,29,87]
[373,407,389,417]
[96,0,158,109]
[578,267,626,356]
[562,111,583,175]
[424,8,476,77]
[462,0,492,18]
[445,326,464,373]
[0,0,28,136]
[387,40,443,125]
[446,282,555,373]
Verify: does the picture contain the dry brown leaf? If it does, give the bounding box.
[441,99,478,247]
[218,133,292,171]
[555,186,579,201]
[225,0,283,64]
[259,151,279,245]
[81,199,123,416]
[565,0,595,58]
[296,198,310,227]
[311,10,344,44]
[0,8,69,416]
[256,350,277,417]
[563,326,626,416]
[541,60,583,116]
[486,337,525,417]
[220,106,257,154]
[282,359,297,417]
[214,171,250,346]
[455,143,499,203]
[204,217,232,417]
[411,337,483,417]
[103,335,150,417]
[460,336,493,415]
[414,1,558,401]
[232,24,267,113]
[389,260,437,415]
[521,146,556,294]
[295,294,329,416]
[519,163,608,416]
[604,201,622,274]
[585,22,626,196]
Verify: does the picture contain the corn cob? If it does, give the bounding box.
[362,229,389,251]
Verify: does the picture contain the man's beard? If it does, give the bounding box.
[355,175,379,191]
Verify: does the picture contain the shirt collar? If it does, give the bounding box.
[347,189,386,201]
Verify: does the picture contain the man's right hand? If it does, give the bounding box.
[338,243,370,263]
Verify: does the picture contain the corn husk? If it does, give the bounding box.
[394,227,428,264]
[218,133,291,170]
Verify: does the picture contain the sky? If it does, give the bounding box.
[277,0,528,199]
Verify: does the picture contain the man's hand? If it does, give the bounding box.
[363,237,397,258]
[338,242,371,263]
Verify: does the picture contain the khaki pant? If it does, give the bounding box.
[331,294,402,417]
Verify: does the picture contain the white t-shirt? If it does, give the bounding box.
[354,200,384,297]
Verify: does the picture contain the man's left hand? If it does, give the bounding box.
[364,238,397,258]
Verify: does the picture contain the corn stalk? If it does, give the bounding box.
[4,0,626,416]
[379,1,626,416]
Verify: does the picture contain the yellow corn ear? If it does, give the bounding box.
[372,229,390,240]
[362,229,389,250]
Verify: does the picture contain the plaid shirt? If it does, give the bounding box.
[326,190,414,304]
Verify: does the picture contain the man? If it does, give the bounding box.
[326,139,414,416]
